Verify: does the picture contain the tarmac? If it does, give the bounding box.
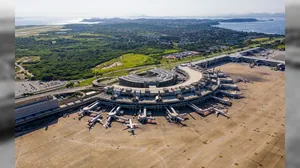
[15,63,285,168]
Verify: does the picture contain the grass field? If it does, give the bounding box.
[91,37,284,82]
[163,49,181,54]
[94,53,155,74]
[277,44,285,49]
[68,37,285,87]
[251,37,270,42]
[79,52,175,87]
[76,77,96,87]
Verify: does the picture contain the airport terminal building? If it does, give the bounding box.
[15,96,59,125]
[15,52,285,128]
[118,68,177,88]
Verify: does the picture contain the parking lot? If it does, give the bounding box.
[15,81,66,97]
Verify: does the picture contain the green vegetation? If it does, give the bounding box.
[259,38,285,50]
[15,66,20,72]
[102,70,130,77]
[16,19,284,80]
[16,56,41,63]
[163,49,181,54]
[66,82,75,88]
[94,53,155,74]
[277,44,285,49]
[76,77,96,87]
[251,37,269,42]
[78,33,110,37]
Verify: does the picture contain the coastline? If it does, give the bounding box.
[213,18,285,35]
[15,16,285,35]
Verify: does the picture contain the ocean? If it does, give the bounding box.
[213,17,285,35]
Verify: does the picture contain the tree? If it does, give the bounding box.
[66,82,74,88]
[41,74,54,81]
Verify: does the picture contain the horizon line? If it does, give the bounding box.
[16,12,285,19]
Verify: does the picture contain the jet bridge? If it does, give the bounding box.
[108,106,121,116]
[219,77,233,84]
[220,84,239,90]
[188,103,213,116]
[83,101,99,112]
[138,108,155,123]
[165,106,185,122]
[78,101,100,116]
[210,96,232,106]
[218,90,243,98]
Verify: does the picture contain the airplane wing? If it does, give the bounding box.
[179,113,187,117]
[90,110,100,114]
[118,116,129,121]
[123,124,130,127]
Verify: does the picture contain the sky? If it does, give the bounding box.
[16,0,285,18]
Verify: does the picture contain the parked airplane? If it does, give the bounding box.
[87,114,103,129]
[103,106,129,129]
[78,109,100,117]
[123,119,140,135]
[213,108,230,119]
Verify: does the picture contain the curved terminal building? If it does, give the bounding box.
[99,64,241,111]
[16,54,284,128]
[118,68,177,88]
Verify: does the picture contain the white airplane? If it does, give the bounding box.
[123,119,140,135]
[103,115,129,129]
[103,116,113,129]
[78,109,100,117]
[87,114,103,129]
[213,108,230,119]
[103,106,129,129]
